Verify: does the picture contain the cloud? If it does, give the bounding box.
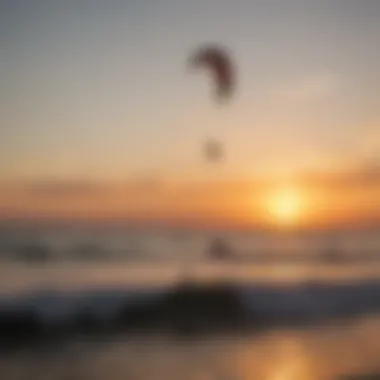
[265,72,339,108]
[297,163,380,190]
[19,180,104,198]
[123,174,166,194]
[354,121,380,159]
[0,174,167,199]
[252,71,341,147]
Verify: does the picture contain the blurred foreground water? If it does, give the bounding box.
[0,228,379,379]
[0,317,380,380]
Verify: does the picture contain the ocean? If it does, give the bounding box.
[0,228,379,379]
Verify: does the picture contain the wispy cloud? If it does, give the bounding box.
[355,120,380,161]
[20,180,104,197]
[251,71,342,161]
[267,72,339,106]
[297,162,380,190]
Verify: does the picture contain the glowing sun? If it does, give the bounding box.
[265,187,304,227]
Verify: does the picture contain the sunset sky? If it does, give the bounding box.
[1,1,380,229]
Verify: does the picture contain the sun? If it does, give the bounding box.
[264,187,304,227]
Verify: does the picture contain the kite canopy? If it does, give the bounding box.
[189,45,235,102]
[188,44,235,163]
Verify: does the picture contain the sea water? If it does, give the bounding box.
[0,228,379,380]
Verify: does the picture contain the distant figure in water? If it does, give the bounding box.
[322,234,344,263]
[17,242,49,263]
[76,243,104,260]
[207,237,233,260]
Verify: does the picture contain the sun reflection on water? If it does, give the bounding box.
[230,333,318,380]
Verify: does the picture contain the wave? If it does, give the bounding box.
[1,278,380,349]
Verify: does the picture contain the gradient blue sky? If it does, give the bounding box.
[1,0,380,182]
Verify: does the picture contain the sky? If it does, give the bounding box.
[1,0,380,229]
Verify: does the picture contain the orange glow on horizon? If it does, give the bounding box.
[0,174,379,230]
